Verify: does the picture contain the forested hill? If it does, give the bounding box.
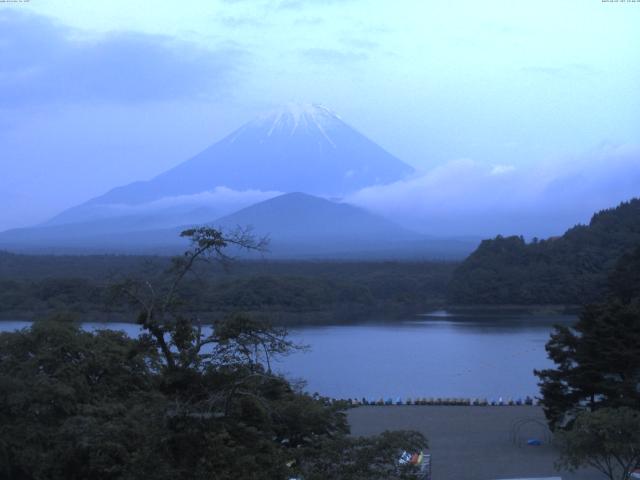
[448,198,640,305]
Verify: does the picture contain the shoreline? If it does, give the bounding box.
[439,304,580,315]
[0,304,579,325]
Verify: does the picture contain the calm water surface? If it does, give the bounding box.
[0,312,572,400]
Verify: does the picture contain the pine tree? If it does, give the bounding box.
[536,246,640,429]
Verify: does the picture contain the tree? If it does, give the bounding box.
[0,319,163,480]
[115,226,269,372]
[557,407,640,480]
[0,227,428,479]
[535,246,640,429]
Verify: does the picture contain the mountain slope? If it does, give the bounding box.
[448,198,640,305]
[214,192,416,241]
[208,192,477,259]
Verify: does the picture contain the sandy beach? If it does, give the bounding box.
[347,406,603,480]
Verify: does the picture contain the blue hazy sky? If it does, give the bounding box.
[1,0,639,233]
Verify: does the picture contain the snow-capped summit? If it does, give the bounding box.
[252,103,341,137]
[230,103,343,147]
[70,102,413,207]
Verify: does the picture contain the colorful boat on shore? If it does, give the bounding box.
[398,450,431,479]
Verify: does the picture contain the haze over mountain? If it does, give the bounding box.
[0,193,478,258]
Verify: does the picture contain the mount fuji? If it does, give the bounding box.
[44,103,413,228]
[95,103,412,201]
[0,104,480,258]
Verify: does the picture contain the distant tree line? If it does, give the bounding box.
[0,254,454,324]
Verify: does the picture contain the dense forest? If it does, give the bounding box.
[2,198,639,322]
[448,199,640,305]
[0,252,455,324]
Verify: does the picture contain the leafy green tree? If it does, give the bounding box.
[0,319,163,480]
[536,246,640,429]
[557,407,640,480]
[115,226,269,372]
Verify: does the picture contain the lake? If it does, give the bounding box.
[0,312,571,400]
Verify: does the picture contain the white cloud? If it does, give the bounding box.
[47,187,283,228]
[490,164,516,175]
[118,186,282,212]
[347,144,640,238]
